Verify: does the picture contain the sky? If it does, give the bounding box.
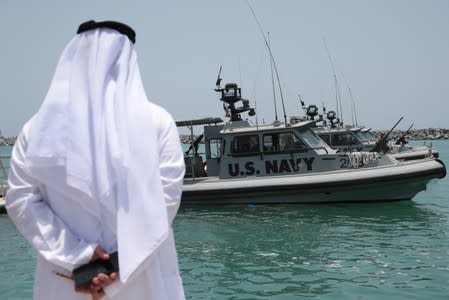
[1,0,448,136]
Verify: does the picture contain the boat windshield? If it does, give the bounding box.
[262,132,307,153]
[300,129,331,154]
[330,132,360,146]
[356,131,376,143]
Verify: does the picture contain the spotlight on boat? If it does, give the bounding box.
[223,83,240,102]
[327,111,336,120]
[327,110,337,127]
[306,105,318,120]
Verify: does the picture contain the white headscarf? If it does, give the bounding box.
[24,27,169,283]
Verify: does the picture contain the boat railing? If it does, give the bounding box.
[184,154,207,180]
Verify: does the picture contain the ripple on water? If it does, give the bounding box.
[0,216,36,299]
[176,199,449,299]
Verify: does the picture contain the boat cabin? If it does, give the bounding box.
[177,118,336,180]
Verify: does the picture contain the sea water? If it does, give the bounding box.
[0,141,448,299]
[0,145,12,185]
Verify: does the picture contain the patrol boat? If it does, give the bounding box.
[295,104,439,161]
[177,82,446,204]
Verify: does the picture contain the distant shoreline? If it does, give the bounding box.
[1,128,448,146]
[0,136,16,146]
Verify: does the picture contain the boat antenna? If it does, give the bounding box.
[254,98,259,130]
[215,65,222,91]
[298,94,306,117]
[246,0,288,125]
[348,86,358,127]
[338,67,358,127]
[238,58,244,91]
[268,32,279,121]
[298,94,305,109]
[348,87,355,126]
[323,38,343,125]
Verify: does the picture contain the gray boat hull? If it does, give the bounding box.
[182,159,446,204]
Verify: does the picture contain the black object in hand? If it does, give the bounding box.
[73,251,119,288]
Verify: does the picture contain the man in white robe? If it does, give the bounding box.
[6,20,186,299]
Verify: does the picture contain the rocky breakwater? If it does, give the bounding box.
[0,135,16,146]
[375,128,449,141]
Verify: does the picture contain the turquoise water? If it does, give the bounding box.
[0,141,448,299]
